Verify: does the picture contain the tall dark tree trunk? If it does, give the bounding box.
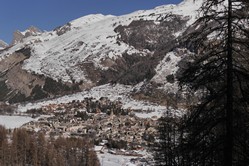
[225,0,233,165]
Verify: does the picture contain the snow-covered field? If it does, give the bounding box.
[0,115,35,129]
[96,148,151,166]
[98,152,136,166]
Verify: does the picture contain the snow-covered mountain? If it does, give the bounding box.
[0,0,203,103]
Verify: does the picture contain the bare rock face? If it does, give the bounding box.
[11,26,42,45]
[115,14,189,52]
[11,30,24,45]
[24,26,42,37]
[0,40,8,50]
[54,23,72,36]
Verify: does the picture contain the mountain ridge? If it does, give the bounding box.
[0,0,202,104]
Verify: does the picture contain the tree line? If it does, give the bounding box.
[0,126,99,166]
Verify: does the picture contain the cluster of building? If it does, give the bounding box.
[22,97,158,152]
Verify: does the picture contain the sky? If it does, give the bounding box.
[0,0,183,44]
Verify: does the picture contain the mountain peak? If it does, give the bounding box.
[11,26,42,45]
[70,14,114,28]
[24,26,42,36]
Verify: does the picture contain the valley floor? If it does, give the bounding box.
[0,83,182,166]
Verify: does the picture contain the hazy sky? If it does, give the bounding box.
[0,0,182,44]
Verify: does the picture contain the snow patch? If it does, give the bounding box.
[152,51,181,93]
[0,115,36,129]
[98,152,136,166]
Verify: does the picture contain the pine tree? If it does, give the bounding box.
[0,125,8,165]
[152,111,182,166]
[37,132,47,166]
[177,0,249,165]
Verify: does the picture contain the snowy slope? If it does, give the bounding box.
[151,49,193,93]
[0,0,202,84]
[21,14,141,83]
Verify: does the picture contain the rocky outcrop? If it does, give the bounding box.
[24,26,42,37]
[115,14,189,52]
[0,40,8,50]
[54,23,72,36]
[11,26,42,45]
[11,30,24,45]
